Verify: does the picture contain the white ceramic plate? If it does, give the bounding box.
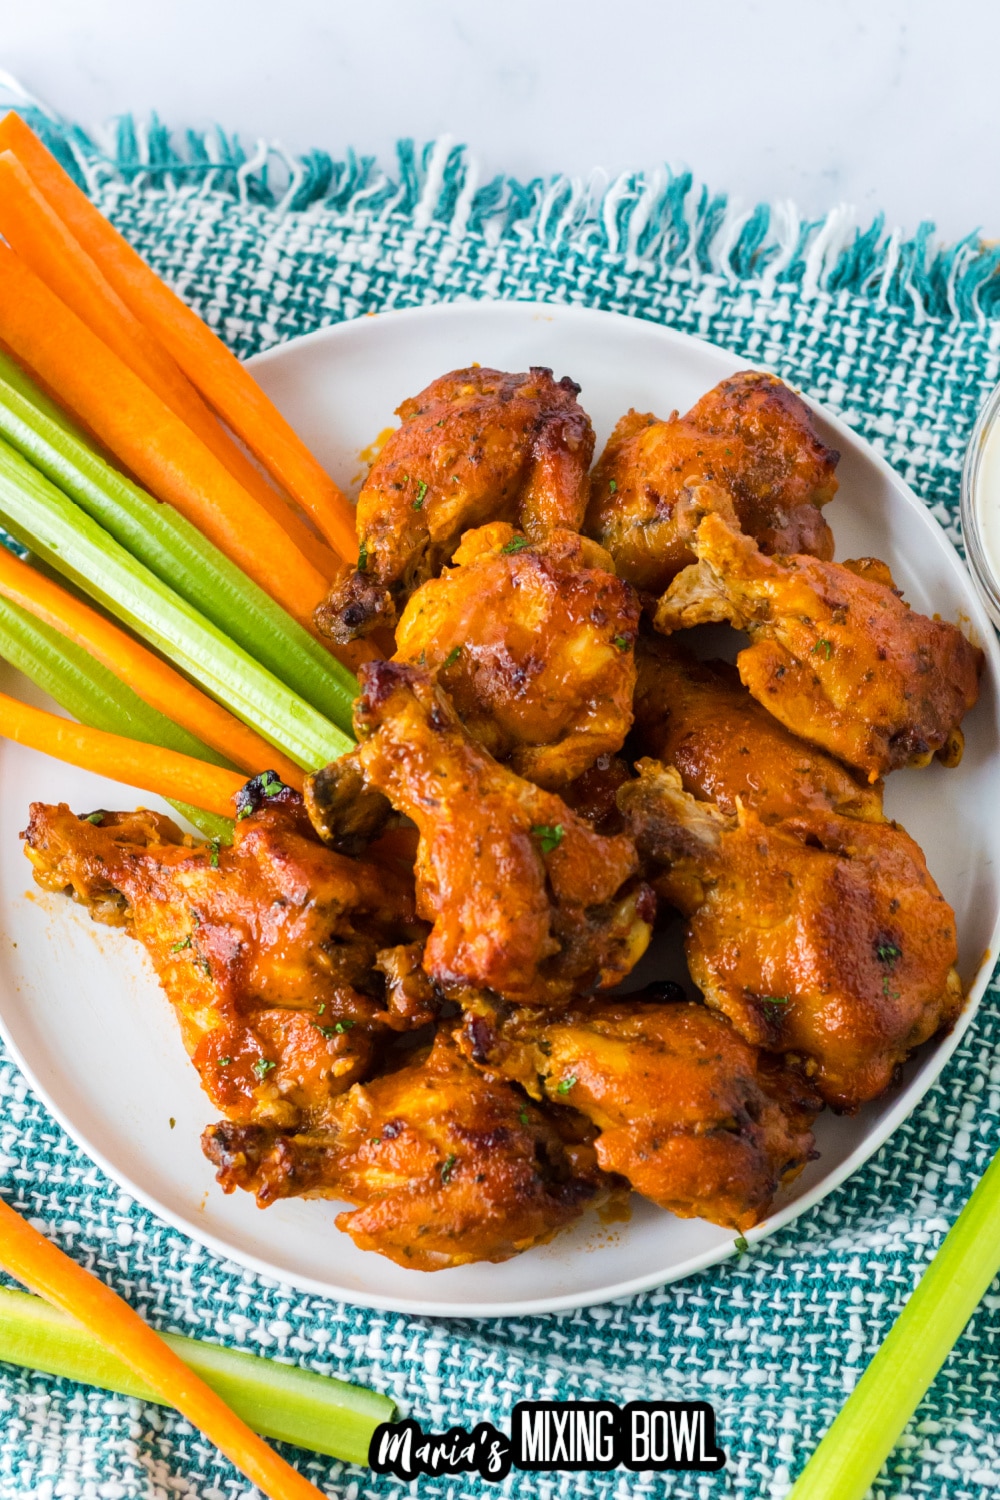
[1,301,998,1319]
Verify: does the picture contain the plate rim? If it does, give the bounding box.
[1,297,997,1319]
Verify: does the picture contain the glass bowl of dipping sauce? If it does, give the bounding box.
[962,383,1000,628]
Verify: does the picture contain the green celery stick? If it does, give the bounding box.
[0,593,234,843]
[0,436,351,770]
[0,1286,392,1465]
[0,355,358,736]
[0,595,235,766]
[789,1147,1000,1498]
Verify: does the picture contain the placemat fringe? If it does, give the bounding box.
[3,80,999,323]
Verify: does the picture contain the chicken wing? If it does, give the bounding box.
[618,761,963,1111]
[22,790,428,1130]
[586,371,838,594]
[393,522,640,787]
[654,511,983,779]
[633,638,884,823]
[203,1030,608,1269]
[458,994,818,1231]
[316,366,595,642]
[351,660,655,1004]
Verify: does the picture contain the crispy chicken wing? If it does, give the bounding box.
[633,638,884,823]
[458,994,819,1231]
[22,792,428,1130]
[618,761,963,1111]
[316,366,595,642]
[203,1030,608,1269]
[586,371,838,594]
[351,660,654,1004]
[654,511,983,779]
[393,522,640,788]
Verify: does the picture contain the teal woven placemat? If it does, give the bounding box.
[1,104,1000,1500]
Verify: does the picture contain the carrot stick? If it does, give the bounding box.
[0,692,245,816]
[0,1195,325,1500]
[0,112,359,565]
[0,245,331,634]
[0,548,303,789]
[0,151,341,584]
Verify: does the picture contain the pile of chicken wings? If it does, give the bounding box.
[24,365,983,1271]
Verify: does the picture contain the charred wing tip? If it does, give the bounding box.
[235,771,302,822]
[315,572,396,643]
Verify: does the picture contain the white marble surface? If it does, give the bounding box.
[2,0,998,241]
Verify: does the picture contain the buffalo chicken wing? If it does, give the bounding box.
[394,522,640,787]
[22,794,427,1129]
[352,660,654,1004]
[317,366,595,642]
[204,1030,608,1269]
[586,371,838,594]
[460,994,819,1231]
[619,761,962,1111]
[654,511,983,779]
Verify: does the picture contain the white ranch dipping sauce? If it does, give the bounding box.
[961,385,1000,628]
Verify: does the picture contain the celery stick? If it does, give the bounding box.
[788,1147,1000,1499]
[0,596,234,842]
[0,356,357,735]
[0,596,234,767]
[0,438,352,770]
[0,1286,392,1465]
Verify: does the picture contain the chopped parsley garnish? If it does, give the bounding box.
[519,1109,530,1126]
[218,1057,232,1067]
[442,645,462,669]
[317,1002,326,1014]
[372,1136,381,1145]
[877,943,902,965]
[556,1076,577,1095]
[252,1059,277,1080]
[531,824,564,854]
[413,480,428,510]
[358,541,369,573]
[85,812,104,825]
[260,771,282,797]
[501,535,531,555]
[198,958,212,977]
[734,1234,749,1254]
[335,1020,354,1033]
[208,839,221,869]
[812,639,833,659]
[608,478,617,493]
[418,649,427,666]
[315,1025,336,1039]
[760,995,790,1007]
[440,1153,458,1184]
[613,636,630,652]
[170,935,192,953]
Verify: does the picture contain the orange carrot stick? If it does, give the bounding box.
[0,113,359,565]
[0,245,330,634]
[0,692,244,816]
[0,1196,324,1500]
[0,150,341,584]
[0,549,303,789]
